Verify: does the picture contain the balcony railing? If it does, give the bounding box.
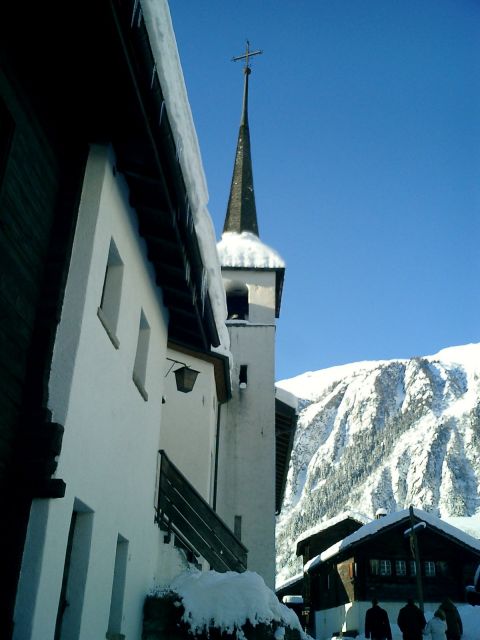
[155,450,248,573]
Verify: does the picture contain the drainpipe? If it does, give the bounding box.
[212,403,221,511]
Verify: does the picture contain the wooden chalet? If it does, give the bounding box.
[305,508,480,620]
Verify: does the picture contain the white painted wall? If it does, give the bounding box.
[13,146,215,640]
[216,268,277,588]
[160,348,218,502]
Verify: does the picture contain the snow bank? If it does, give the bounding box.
[156,569,310,638]
[218,231,285,269]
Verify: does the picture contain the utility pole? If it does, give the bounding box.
[408,505,424,612]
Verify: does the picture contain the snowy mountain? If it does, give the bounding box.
[275,344,480,586]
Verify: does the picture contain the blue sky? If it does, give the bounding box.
[169,1,480,381]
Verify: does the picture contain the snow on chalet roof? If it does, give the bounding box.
[218,232,285,270]
[275,385,298,412]
[140,1,230,356]
[305,508,480,574]
[276,572,304,592]
[295,511,371,548]
[155,569,310,638]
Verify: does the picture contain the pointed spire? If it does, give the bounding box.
[223,42,262,237]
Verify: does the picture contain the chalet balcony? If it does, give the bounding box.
[155,450,248,573]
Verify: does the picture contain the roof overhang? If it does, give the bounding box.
[275,395,297,514]
[1,0,220,354]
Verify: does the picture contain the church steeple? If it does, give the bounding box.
[223,42,262,237]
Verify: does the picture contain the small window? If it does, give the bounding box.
[410,561,417,576]
[239,365,248,389]
[107,535,128,637]
[226,282,249,320]
[98,239,124,348]
[370,559,391,576]
[395,560,407,576]
[234,515,242,541]
[437,561,448,577]
[424,561,436,577]
[132,311,150,401]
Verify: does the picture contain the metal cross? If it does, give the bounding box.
[232,40,263,71]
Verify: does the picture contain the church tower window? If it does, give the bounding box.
[226,281,249,320]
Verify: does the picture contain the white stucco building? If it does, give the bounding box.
[5,3,294,639]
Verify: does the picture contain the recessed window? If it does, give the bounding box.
[55,500,93,640]
[132,311,150,401]
[424,561,436,577]
[226,281,249,320]
[107,535,128,638]
[239,365,248,389]
[234,515,242,541]
[395,560,407,576]
[97,239,123,348]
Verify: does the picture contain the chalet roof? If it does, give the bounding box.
[305,508,480,574]
[296,511,370,557]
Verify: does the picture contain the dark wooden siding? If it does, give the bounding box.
[0,78,61,488]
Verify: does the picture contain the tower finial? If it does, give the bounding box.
[223,42,263,236]
[232,40,263,73]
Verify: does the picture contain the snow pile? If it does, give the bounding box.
[218,231,285,269]
[160,569,309,638]
[140,1,230,357]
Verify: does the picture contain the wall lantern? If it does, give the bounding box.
[165,357,200,393]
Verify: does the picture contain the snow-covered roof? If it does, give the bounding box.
[275,386,298,412]
[141,1,230,357]
[295,511,371,548]
[218,231,285,270]
[276,572,304,592]
[305,508,480,573]
[154,569,310,638]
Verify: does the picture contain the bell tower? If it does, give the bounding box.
[216,43,285,588]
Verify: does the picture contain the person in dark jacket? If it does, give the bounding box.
[365,598,392,640]
[397,597,426,640]
[441,598,463,640]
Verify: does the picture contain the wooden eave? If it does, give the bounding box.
[275,396,297,514]
[1,0,220,354]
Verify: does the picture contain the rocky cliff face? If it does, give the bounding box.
[275,344,480,585]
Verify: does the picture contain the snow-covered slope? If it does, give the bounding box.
[276,344,480,585]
